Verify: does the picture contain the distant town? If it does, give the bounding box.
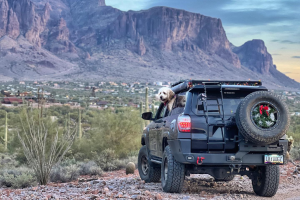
[0,81,172,110]
[0,81,299,116]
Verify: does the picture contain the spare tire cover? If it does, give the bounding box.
[236,91,290,145]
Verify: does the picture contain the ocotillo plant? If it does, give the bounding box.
[78,109,82,139]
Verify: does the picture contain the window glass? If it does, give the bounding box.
[197,93,242,116]
[158,105,167,119]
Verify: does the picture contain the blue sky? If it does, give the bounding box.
[106,0,300,82]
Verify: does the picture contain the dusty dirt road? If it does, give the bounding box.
[1,162,300,200]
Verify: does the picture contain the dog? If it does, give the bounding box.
[157,87,176,112]
[176,95,186,108]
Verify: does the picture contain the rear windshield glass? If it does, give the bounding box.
[196,94,243,116]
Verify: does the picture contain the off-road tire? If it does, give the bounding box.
[252,165,280,197]
[214,174,235,182]
[236,91,290,145]
[161,146,185,193]
[138,146,161,183]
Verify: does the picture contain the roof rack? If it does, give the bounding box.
[171,80,262,94]
[172,80,262,87]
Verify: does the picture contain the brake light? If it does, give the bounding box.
[178,115,191,132]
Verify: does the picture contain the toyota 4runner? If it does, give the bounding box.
[138,80,290,197]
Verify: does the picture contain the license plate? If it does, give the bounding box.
[264,155,283,164]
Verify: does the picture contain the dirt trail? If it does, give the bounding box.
[0,162,300,199]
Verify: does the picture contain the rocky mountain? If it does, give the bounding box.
[0,0,299,90]
[232,40,273,75]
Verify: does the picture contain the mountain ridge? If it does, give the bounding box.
[0,0,299,90]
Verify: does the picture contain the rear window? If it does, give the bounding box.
[196,94,243,116]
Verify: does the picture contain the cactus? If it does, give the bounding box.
[139,102,143,115]
[145,87,149,112]
[68,112,71,130]
[140,102,144,131]
[151,100,155,114]
[78,109,82,139]
[126,162,135,175]
[145,87,149,126]
[4,111,8,151]
[64,112,70,131]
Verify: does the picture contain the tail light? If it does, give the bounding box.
[178,115,191,132]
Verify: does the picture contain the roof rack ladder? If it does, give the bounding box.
[220,86,226,152]
[203,84,210,152]
[204,84,227,152]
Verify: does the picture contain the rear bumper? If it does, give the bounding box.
[168,139,288,166]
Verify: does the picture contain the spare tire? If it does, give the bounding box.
[236,91,290,145]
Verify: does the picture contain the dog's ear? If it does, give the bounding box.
[167,89,175,99]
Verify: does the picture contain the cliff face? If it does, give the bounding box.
[0,0,298,89]
[0,0,50,46]
[233,40,274,74]
[100,7,241,68]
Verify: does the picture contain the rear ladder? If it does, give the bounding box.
[203,84,226,152]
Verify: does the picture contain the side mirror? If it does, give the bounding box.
[142,112,154,120]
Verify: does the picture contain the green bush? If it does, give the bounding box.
[0,153,19,168]
[70,108,142,160]
[95,149,117,171]
[12,101,18,106]
[0,167,37,188]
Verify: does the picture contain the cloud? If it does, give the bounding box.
[292,56,300,59]
[272,40,300,44]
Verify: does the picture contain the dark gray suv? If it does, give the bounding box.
[138,80,289,197]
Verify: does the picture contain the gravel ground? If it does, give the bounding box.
[1,162,300,200]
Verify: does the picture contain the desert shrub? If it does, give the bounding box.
[50,160,79,183]
[93,149,137,172]
[290,147,300,160]
[78,161,102,176]
[50,159,103,182]
[0,153,19,168]
[112,156,138,171]
[95,149,117,171]
[0,167,37,188]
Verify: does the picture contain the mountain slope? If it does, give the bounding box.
[0,0,299,90]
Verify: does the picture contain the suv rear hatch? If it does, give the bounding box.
[187,85,268,153]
